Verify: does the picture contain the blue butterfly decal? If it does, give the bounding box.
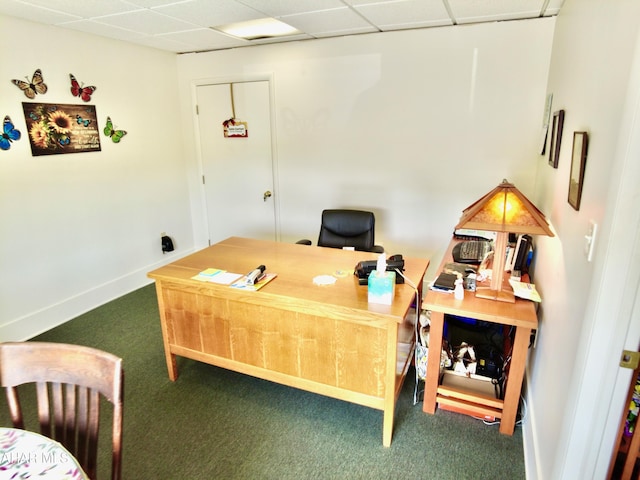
[1,115,21,150]
[76,115,91,127]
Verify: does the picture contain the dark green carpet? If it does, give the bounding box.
[1,285,525,479]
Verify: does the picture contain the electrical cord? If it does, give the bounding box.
[393,268,423,406]
[481,395,528,427]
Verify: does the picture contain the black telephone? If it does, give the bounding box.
[354,254,405,285]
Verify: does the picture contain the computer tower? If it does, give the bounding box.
[444,315,505,384]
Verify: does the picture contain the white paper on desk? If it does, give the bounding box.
[207,272,243,284]
[193,272,243,284]
[509,279,542,302]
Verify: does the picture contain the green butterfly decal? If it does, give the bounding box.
[104,116,127,143]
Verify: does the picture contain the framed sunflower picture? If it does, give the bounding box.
[21,102,101,156]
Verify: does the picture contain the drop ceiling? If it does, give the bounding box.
[0,0,565,54]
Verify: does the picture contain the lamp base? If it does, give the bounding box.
[475,286,516,303]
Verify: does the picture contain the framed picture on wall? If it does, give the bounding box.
[548,109,565,168]
[21,102,101,156]
[568,131,589,210]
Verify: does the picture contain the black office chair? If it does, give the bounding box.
[297,209,384,253]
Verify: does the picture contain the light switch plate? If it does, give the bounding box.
[585,220,597,262]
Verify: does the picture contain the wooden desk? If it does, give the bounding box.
[421,239,537,435]
[148,237,429,447]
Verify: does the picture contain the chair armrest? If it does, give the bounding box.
[296,239,312,246]
[371,245,385,253]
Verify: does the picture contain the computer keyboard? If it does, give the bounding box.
[452,240,492,264]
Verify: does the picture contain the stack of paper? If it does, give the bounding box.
[509,279,542,302]
[192,268,243,285]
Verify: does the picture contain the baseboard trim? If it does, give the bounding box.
[522,371,541,480]
[0,250,194,341]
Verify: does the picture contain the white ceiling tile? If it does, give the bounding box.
[313,26,378,38]
[60,20,148,42]
[0,0,80,24]
[157,28,249,51]
[92,9,199,35]
[237,0,346,17]
[281,7,374,36]
[342,0,398,4]
[153,0,264,27]
[17,0,140,19]
[343,0,391,4]
[447,0,547,24]
[247,32,315,45]
[354,0,452,29]
[125,0,189,7]
[0,0,565,53]
[543,0,565,15]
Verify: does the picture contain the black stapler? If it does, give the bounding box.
[354,254,405,285]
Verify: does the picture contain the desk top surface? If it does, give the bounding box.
[422,239,538,328]
[148,237,430,322]
[0,427,88,479]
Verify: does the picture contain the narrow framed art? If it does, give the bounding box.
[548,109,565,168]
[568,131,589,210]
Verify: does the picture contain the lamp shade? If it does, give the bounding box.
[455,179,554,237]
[454,179,553,302]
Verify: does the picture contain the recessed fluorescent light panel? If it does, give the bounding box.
[214,18,300,40]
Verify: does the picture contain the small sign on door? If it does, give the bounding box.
[223,118,248,138]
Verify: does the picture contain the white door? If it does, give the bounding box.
[196,81,276,245]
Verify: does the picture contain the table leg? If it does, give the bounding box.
[423,310,445,414]
[500,326,531,434]
[154,281,179,381]
[383,409,393,447]
[165,352,178,382]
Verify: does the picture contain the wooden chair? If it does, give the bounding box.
[0,342,124,480]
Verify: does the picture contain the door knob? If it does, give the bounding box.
[263,190,272,202]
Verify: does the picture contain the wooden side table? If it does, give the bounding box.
[421,239,538,435]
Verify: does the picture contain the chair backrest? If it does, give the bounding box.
[0,342,124,480]
[317,209,379,252]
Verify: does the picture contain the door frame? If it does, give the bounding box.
[557,28,640,478]
[189,73,281,246]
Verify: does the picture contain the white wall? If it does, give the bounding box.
[7,11,609,477]
[525,0,640,478]
[0,16,193,341]
[177,19,555,273]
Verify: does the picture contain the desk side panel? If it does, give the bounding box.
[159,286,390,399]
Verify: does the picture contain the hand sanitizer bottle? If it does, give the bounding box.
[454,275,464,300]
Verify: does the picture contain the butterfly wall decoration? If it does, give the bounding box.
[76,115,91,127]
[104,117,127,143]
[11,69,48,99]
[1,116,21,151]
[69,74,96,102]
